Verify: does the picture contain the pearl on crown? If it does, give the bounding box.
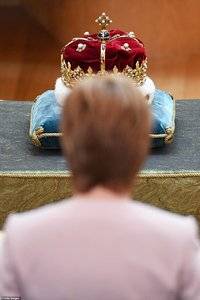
[76,43,86,52]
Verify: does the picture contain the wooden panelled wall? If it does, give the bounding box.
[1,1,200,100]
[22,0,200,100]
[23,0,200,60]
[0,4,62,100]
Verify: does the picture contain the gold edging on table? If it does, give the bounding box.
[0,171,200,179]
[0,171,71,178]
[140,171,200,178]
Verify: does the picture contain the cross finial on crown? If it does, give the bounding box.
[95,12,112,30]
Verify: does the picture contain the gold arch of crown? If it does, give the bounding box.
[61,13,148,88]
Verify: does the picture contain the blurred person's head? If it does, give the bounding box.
[61,75,151,194]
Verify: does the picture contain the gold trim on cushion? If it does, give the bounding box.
[31,127,43,147]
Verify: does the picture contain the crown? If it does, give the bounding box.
[61,13,148,88]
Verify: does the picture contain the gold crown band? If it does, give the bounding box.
[61,54,147,88]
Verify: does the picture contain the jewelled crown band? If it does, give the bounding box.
[61,12,148,88]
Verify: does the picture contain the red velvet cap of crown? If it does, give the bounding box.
[62,29,146,72]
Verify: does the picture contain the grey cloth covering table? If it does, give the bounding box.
[0,100,200,172]
[0,100,200,228]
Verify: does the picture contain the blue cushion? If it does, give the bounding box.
[30,89,175,149]
[29,91,61,149]
[151,89,175,147]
